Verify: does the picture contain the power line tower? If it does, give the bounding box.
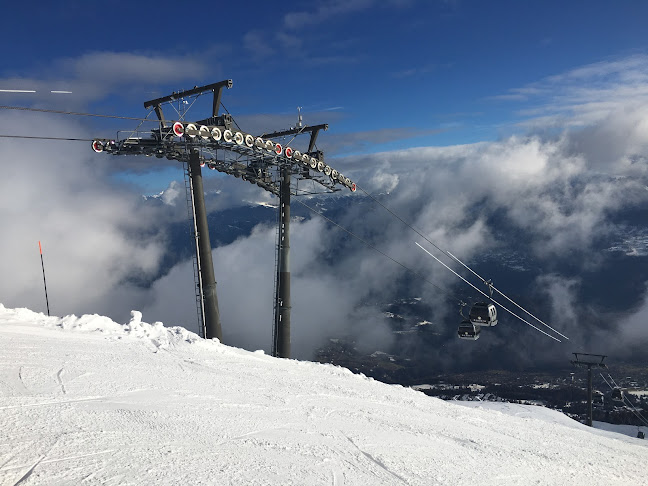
[571,353,607,427]
[91,80,356,357]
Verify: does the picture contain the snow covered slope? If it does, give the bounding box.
[0,305,645,485]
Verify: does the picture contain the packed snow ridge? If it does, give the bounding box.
[0,304,646,485]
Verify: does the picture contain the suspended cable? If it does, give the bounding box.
[283,125,307,148]
[600,373,614,390]
[295,198,465,305]
[599,373,648,426]
[445,249,570,341]
[621,396,648,427]
[0,102,221,127]
[606,374,620,388]
[356,183,567,339]
[0,105,151,121]
[600,373,648,427]
[0,103,306,151]
[605,374,648,424]
[119,109,157,142]
[356,184,441,248]
[0,134,91,142]
[603,373,648,427]
[220,103,243,132]
[416,242,562,342]
[183,95,201,118]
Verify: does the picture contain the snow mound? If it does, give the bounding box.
[0,304,201,351]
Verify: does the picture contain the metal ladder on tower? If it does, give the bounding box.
[271,199,281,357]
[184,161,206,338]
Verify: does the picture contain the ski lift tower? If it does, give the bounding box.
[571,353,607,426]
[91,80,356,358]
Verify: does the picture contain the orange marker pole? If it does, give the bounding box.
[39,241,50,316]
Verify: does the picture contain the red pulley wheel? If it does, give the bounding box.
[172,122,184,137]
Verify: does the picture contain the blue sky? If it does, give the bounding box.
[3,1,648,156]
[1,0,648,193]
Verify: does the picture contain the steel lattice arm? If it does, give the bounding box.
[92,122,356,195]
[92,79,356,196]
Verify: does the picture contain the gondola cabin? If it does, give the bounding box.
[469,302,498,327]
[611,387,624,401]
[458,320,481,340]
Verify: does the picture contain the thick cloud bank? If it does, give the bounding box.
[0,111,168,320]
[135,103,648,365]
[2,55,648,369]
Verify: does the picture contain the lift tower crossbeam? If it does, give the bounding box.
[144,80,233,120]
[262,124,328,155]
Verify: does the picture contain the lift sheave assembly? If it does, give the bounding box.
[91,80,356,195]
[90,79,356,359]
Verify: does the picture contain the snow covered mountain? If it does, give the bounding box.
[0,304,645,485]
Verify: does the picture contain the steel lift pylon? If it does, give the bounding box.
[91,80,356,358]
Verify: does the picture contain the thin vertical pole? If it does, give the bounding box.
[587,365,593,427]
[38,241,50,316]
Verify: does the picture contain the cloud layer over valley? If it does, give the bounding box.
[2,53,648,371]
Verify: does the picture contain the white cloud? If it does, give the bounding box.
[139,217,395,358]
[242,31,277,58]
[3,49,648,366]
[0,111,168,319]
[495,54,648,130]
[0,51,209,106]
[615,282,648,350]
[535,274,580,328]
[283,0,374,29]
[368,170,399,193]
[338,116,648,260]
[67,51,207,85]
[282,0,416,29]
[5,86,642,360]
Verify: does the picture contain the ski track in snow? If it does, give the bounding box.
[0,304,646,485]
[55,368,66,395]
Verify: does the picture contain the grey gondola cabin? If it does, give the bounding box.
[469,302,498,327]
[458,320,481,340]
[611,388,624,401]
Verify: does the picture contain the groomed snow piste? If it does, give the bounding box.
[0,304,646,485]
